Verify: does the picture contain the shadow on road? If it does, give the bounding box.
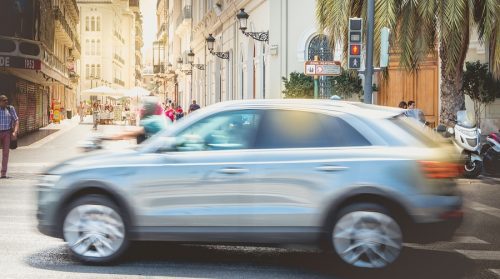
[24,242,483,278]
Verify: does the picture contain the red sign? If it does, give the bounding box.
[0,55,41,70]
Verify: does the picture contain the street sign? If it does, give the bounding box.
[348,18,363,70]
[304,61,341,76]
[0,55,41,70]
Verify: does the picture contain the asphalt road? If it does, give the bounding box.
[1,122,500,279]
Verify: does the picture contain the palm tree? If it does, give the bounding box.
[316,0,499,125]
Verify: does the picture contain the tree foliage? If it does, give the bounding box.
[282,72,314,98]
[462,61,498,127]
[332,70,363,99]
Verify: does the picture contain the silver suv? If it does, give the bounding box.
[37,100,463,269]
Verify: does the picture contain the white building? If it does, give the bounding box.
[163,0,325,110]
[77,0,137,96]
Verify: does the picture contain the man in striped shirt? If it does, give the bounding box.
[0,94,19,178]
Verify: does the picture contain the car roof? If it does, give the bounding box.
[202,99,402,119]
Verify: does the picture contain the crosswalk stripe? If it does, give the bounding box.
[456,250,500,261]
[469,202,500,219]
[489,269,500,277]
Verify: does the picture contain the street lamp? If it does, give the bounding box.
[206,34,229,60]
[236,9,269,43]
[187,49,205,70]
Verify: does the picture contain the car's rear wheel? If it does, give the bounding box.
[62,195,128,264]
[331,203,403,269]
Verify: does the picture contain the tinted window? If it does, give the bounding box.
[318,114,371,146]
[255,110,370,149]
[176,110,261,151]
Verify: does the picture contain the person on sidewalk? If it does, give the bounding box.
[188,100,200,114]
[0,95,19,179]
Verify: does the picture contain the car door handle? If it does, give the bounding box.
[218,168,249,174]
[315,165,348,172]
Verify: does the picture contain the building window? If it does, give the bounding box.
[86,64,89,79]
[91,17,95,31]
[85,39,89,55]
[96,17,100,31]
[96,64,101,78]
[85,17,89,31]
[307,34,334,99]
[91,64,95,78]
[91,40,95,55]
[96,40,101,55]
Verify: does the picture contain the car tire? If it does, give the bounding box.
[330,203,403,269]
[62,194,129,264]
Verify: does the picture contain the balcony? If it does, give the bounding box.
[53,7,81,54]
[175,5,192,35]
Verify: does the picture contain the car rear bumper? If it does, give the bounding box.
[406,208,463,243]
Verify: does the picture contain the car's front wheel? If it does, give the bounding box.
[62,195,128,264]
[331,203,403,269]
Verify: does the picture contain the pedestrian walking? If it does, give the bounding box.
[175,105,184,120]
[0,94,19,179]
[165,104,175,122]
[188,100,200,113]
[92,101,100,130]
[78,101,85,123]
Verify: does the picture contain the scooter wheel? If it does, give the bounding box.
[463,160,483,179]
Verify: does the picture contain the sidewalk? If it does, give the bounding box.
[17,116,81,149]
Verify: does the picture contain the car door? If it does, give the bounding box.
[133,109,264,228]
[247,109,372,230]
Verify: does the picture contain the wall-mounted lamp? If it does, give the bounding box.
[236,9,269,43]
[187,49,206,70]
[206,34,229,60]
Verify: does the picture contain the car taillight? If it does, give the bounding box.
[419,161,462,179]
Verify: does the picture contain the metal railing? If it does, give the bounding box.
[114,78,125,86]
[113,54,125,64]
[53,7,81,53]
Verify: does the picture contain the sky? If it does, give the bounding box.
[140,0,157,67]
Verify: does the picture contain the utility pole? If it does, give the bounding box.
[314,55,319,99]
[363,0,375,104]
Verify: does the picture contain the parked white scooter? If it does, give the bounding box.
[440,111,482,178]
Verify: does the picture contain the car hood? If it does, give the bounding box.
[44,149,156,175]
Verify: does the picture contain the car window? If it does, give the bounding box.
[255,110,370,149]
[175,110,261,151]
[318,114,371,146]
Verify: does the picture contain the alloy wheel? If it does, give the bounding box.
[63,204,125,258]
[332,211,402,268]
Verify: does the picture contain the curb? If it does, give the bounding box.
[17,117,81,150]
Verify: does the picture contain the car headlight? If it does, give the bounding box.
[38,175,61,187]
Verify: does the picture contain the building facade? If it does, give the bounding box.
[0,0,80,135]
[130,0,144,86]
[77,0,137,97]
[157,0,330,111]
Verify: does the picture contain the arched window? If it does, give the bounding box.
[96,40,100,55]
[96,17,100,31]
[85,17,89,31]
[91,64,95,78]
[91,39,95,55]
[96,64,101,78]
[91,17,95,31]
[307,34,334,99]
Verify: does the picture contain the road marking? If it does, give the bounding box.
[469,201,500,219]
[456,250,500,260]
[453,236,489,244]
[490,269,500,277]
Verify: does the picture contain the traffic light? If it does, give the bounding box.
[348,18,363,70]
